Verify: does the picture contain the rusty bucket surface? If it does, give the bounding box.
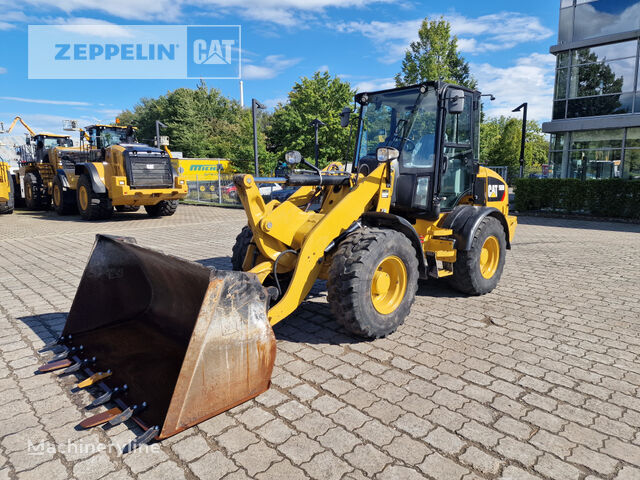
[61,234,276,439]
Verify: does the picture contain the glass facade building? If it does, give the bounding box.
[543,0,640,180]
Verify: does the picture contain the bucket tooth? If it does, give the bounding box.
[63,357,96,374]
[50,345,83,362]
[109,402,147,426]
[37,359,73,373]
[38,335,71,353]
[77,370,112,389]
[123,426,159,453]
[89,384,128,408]
[78,408,122,429]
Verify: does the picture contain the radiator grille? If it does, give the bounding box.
[127,153,173,188]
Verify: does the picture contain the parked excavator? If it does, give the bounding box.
[37,81,516,449]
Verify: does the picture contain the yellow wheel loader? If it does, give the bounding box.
[3,116,74,210]
[49,124,188,220]
[37,82,516,448]
[0,160,14,214]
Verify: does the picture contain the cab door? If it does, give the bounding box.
[439,92,477,211]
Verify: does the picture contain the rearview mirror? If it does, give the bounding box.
[376,146,399,163]
[339,107,351,128]
[285,150,302,165]
[447,89,465,114]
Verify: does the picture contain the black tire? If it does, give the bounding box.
[12,175,25,208]
[0,173,14,214]
[24,173,49,210]
[449,216,506,295]
[115,205,140,212]
[144,200,178,217]
[327,228,419,339]
[77,174,113,220]
[231,226,254,271]
[52,176,76,215]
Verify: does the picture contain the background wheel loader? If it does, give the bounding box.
[49,124,188,220]
[37,81,516,448]
[0,160,14,214]
[2,116,74,210]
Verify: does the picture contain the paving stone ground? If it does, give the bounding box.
[1,205,639,480]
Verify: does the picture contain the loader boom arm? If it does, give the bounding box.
[5,116,36,136]
[235,162,393,326]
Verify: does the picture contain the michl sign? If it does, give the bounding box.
[28,25,241,79]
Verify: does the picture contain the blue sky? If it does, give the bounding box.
[0,0,560,140]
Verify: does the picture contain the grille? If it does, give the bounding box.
[127,153,173,188]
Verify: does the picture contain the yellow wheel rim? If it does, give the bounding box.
[78,186,89,211]
[53,184,61,206]
[479,236,500,279]
[370,255,407,315]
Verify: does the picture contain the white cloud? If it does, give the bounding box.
[317,65,329,73]
[353,77,395,93]
[243,54,301,80]
[335,12,553,63]
[52,19,136,38]
[472,53,556,121]
[0,96,91,106]
[263,97,287,109]
[10,0,391,25]
[0,67,6,74]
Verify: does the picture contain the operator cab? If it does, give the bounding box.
[83,125,137,149]
[354,82,480,219]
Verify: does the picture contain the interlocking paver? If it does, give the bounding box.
[1,208,639,480]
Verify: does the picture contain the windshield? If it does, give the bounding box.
[43,138,62,148]
[356,87,438,170]
[90,127,132,148]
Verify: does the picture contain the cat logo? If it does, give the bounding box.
[488,181,506,201]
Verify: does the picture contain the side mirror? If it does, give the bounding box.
[376,146,399,163]
[285,150,302,165]
[339,107,351,128]
[447,89,465,114]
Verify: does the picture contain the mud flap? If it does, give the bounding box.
[49,234,276,440]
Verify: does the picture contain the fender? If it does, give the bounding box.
[360,211,427,277]
[56,169,70,188]
[75,163,106,194]
[442,205,511,251]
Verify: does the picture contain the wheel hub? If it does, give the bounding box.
[370,255,407,315]
[479,235,500,279]
[79,186,88,211]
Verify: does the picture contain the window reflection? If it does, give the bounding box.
[573,0,640,41]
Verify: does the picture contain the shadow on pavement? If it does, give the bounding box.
[13,209,150,222]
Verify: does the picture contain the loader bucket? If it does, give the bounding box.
[58,234,276,439]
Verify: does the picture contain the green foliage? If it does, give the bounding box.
[395,17,476,89]
[267,71,355,169]
[480,116,549,181]
[118,81,273,173]
[514,178,640,219]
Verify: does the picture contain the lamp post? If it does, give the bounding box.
[252,99,266,176]
[309,118,326,167]
[512,102,528,178]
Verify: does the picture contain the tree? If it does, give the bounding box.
[481,116,549,181]
[395,17,476,89]
[118,81,272,173]
[267,71,355,169]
